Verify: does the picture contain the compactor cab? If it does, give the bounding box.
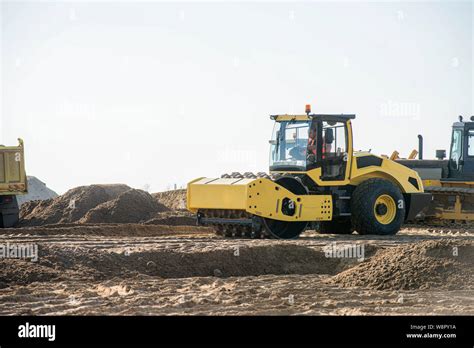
[269,113,353,183]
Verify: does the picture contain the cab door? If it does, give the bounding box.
[319,120,351,182]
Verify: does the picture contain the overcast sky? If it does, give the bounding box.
[1,1,472,194]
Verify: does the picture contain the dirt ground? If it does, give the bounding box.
[4,185,473,315]
[0,224,472,315]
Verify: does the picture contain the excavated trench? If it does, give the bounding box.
[0,244,364,285]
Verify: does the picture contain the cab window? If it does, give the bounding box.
[321,121,348,180]
[468,129,474,157]
[450,129,463,169]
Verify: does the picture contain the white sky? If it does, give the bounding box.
[1,1,472,194]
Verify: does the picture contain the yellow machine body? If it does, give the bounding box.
[187,177,333,222]
[421,179,474,221]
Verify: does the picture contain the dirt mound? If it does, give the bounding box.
[329,240,474,290]
[80,189,169,224]
[18,184,131,227]
[16,176,58,206]
[19,199,53,221]
[153,189,187,210]
[0,259,64,288]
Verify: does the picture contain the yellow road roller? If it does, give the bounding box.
[187,106,431,239]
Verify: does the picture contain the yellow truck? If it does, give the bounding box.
[0,139,27,227]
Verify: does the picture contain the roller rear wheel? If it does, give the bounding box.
[351,178,405,235]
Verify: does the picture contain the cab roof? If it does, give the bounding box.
[270,114,356,122]
[453,121,474,128]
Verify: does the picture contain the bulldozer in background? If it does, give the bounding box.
[187,105,431,239]
[397,115,474,225]
[0,139,27,228]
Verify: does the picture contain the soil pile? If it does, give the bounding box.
[19,199,52,222]
[329,240,474,290]
[153,189,187,210]
[80,189,169,224]
[18,184,131,226]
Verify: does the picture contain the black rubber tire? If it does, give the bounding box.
[262,217,307,239]
[318,218,352,234]
[351,178,405,235]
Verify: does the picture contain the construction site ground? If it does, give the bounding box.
[1,224,472,315]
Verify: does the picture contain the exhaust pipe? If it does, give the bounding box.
[418,135,423,160]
